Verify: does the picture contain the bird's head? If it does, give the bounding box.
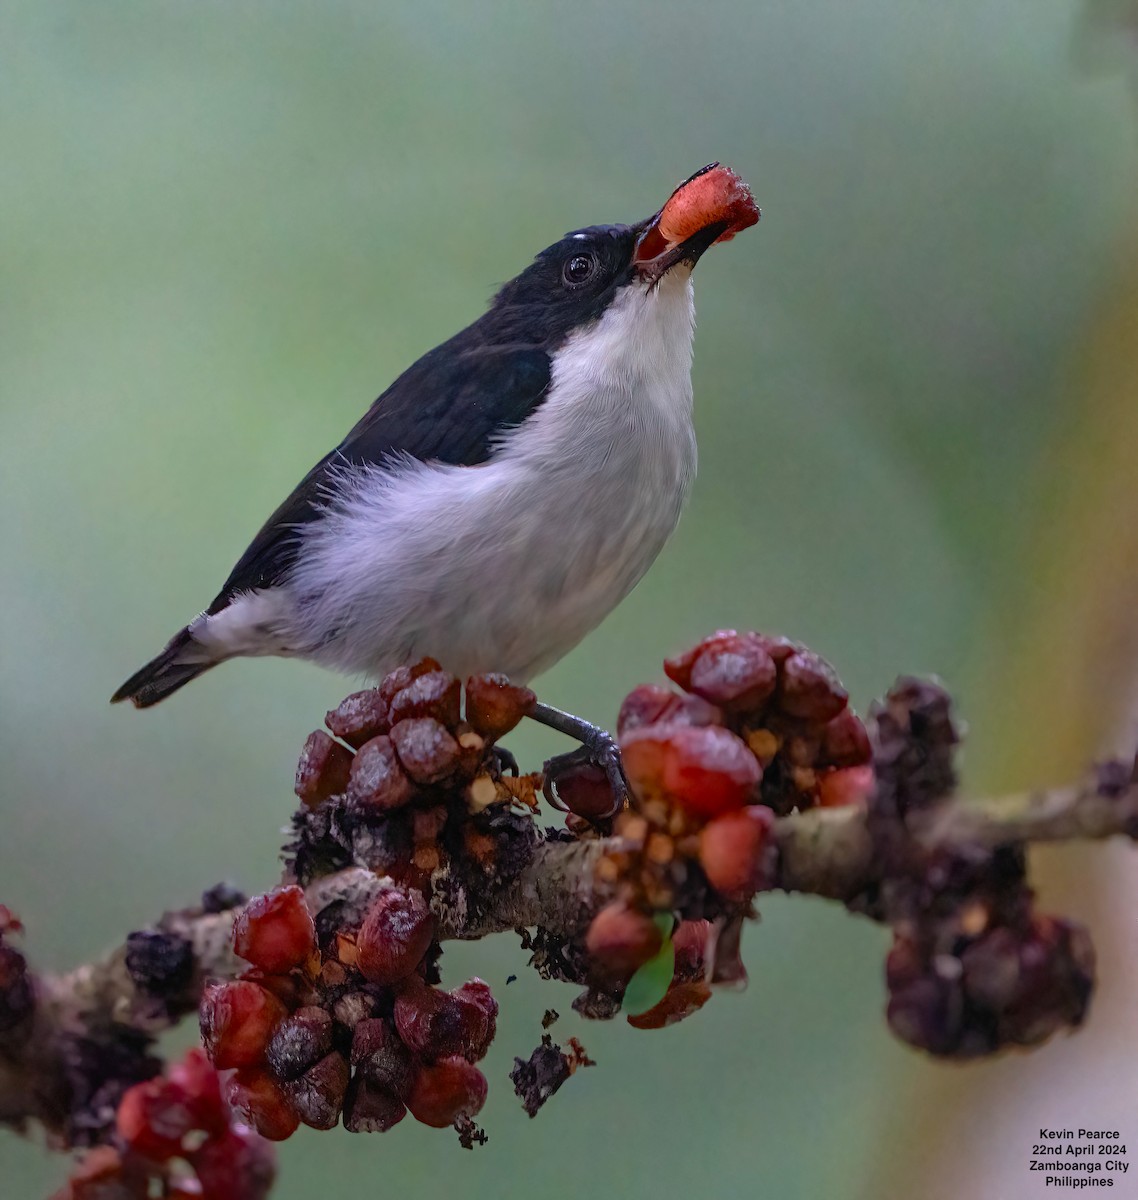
[486,164,759,350]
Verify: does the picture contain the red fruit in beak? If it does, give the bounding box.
[635,164,759,268]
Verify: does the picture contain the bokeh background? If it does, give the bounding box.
[4,2,1138,1197]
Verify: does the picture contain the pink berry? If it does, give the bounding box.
[698,806,775,898]
[585,902,663,977]
[232,886,315,974]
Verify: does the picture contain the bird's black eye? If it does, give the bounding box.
[562,252,598,286]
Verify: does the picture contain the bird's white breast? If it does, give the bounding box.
[284,270,699,682]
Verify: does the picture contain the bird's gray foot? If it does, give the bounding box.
[528,701,629,817]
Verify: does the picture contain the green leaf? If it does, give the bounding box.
[622,914,676,1017]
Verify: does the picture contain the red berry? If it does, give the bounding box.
[464,674,536,740]
[225,1069,300,1142]
[190,1124,276,1200]
[265,1006,334,1081]
[819,709,872,767]
[776,650,848,722]
[451,978,498,1061]
[116,1076,195,1161]
[166,1047,227,1136]
[627,980,712,1029]
[623,724,761,818]
[325,689,390,748]
[393,978,492,1062]
[232,886,315,974]
[406,1057,487,1128]
[390,717,462,784]
[199,981,287,1069]
[664,630,739,690]
[347,735,417,812]
[547,760,619,820]
[664,725,761,818]
[585,902,663,977]
[817,764,875,808]
[294,730,354,806]
[356,888,434,985]
[698,806,775,898]
[284,1051,350,1130]
[688,633,777,711]
[389,670,462,727]
[617,684,679,735]
[343,1075,407,1133]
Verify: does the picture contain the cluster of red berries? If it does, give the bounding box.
[574,631,874,1026]
[293,660,538,889]
[51,1048,275,1200]
[199,883,495,1143]
[886,906,1095,1057]
[583,631,869,943]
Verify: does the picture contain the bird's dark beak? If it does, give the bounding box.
[633,163,759,284]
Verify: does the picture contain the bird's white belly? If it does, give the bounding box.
[286,426,694,682]
[280,269,699,683]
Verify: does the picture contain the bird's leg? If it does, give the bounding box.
[528,701,629,816]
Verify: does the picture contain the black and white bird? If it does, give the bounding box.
[112,164,759,714]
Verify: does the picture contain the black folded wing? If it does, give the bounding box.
[207,339,552,613]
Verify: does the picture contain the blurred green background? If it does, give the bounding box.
[4,2,1138,1197]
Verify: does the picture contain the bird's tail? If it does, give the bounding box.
[110,626,219,708]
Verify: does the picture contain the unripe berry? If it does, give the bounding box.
[199,981,287,1069]
[356,888,434,986]
[265,1006,334,1081]
[225,1069,300,1142]
[406,1057,487,1128]
[284,1051,350,1130]
[698,806,775,898]
[585,901,663,977]
[343,1076,406,1133]
[232,886,315,974]
[351,1018,414,1097]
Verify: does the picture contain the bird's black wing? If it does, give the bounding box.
[206,341,552,612]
